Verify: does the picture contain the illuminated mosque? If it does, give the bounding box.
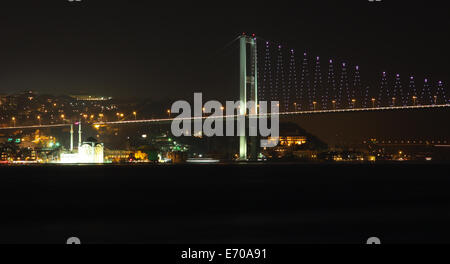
[60,122,104,164]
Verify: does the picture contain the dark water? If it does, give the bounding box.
[0,163,449,244]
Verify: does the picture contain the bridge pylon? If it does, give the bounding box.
[239,34,258,161]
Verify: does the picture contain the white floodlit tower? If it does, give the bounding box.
[239,34,258,161]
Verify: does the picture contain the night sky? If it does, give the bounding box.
[0,1,448,99]
[0,0,448,143]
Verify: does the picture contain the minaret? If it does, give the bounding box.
[70,124,74,152]
[78,120,82,148]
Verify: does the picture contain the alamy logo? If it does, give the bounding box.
[170,93,280,148]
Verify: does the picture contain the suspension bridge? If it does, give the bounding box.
[1,34,449,160]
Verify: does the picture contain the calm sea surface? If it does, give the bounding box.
[0,163,449,244]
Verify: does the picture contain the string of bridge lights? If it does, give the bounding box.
[392,74,404,106]
[288,49,297,112]
[299,52,309,111]
[351,65,364,108]
[363,84,371,108]
[262,41,274,103]
[437,81,447,104]
[421,78,433,105]
[378,72,389,107]
[259,39,448,111]
[338,62,350,109]
[275,45,284,111]
[313,56,322,110]
[327,59,336,110]
[407,76,417,105]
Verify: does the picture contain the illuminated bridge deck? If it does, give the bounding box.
[0,104,449,130]
[94,104,450,126]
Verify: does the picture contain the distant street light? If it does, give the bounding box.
[133,111,137,120]
[371,98,376,108]
[332,100,336,110]
[313,101,317,111]
[167,109,171,118]
[37,115,41,126]
[12,117,16,127]
[352,99,356,108]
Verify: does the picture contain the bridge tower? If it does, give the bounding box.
[239,34,258,161]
